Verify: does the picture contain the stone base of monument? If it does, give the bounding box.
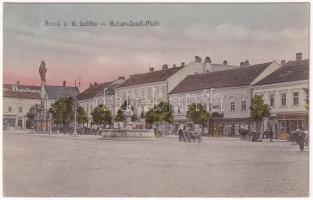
[101,129,156,139]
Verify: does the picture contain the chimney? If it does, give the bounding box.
[118,76,125,80]
[296,53,302,61]
[89,83,92,87]
[240,62,244,67]
[16,81,20,85]
[244,60,250,66]
[204,56,211,63]
[173,64,176,68]
[63,80,66,87]
[94,82,97,85]
[281,60,286,65]
[181,62,185,66]
[162,64,168,70]
[223,60,228,65]
[149,67,154,72]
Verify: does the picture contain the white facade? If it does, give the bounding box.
[3,97,41,129]
[253,80,309,136]
[114,60,239,117]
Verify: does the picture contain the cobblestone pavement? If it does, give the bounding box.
[3,132,309,197]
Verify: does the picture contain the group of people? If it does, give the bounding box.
[177,125,202,143]
[290,129,308,151]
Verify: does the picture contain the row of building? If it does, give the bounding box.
[3,53,309,138]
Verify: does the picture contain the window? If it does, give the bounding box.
[269,94,275,107]
[19,107,22,113]
[306,89,309,102]
[8,107,12,112]
[208,103,212,112]
[241,101,246,110]
[230,102,235,111]
[281,93,286,106]
[293,92,299,105]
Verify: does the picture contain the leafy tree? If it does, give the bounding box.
[91,104,112,128]
[26,104,39,120]
[145,101,173,128]
[114,109,125,122]
[49,96,74,131]
[250,95,271,137]
[186,103,210,134]
[77,105,88,126]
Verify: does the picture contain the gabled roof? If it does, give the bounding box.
[116,66,184,88]
[169,62,272,94]
[3,84,79,100]
[77,81,113,100]
[254,59,309,86]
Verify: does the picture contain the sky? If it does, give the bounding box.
[3,3,309,91]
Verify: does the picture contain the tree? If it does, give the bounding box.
[26,104,39,129]
[145,101,173,130]
[49,96,74,131]
[250,95,270,139]
[186,103,210,134]
[77,105,88,126]
[91,104,112,128]
[26,104,38,120]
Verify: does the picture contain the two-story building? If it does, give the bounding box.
[114,56,239,127]
[77,77,125,127]
[3,82,79,130]
[169,61,281,136]
[253,54,309,139]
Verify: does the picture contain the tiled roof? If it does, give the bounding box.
[116,66,184,88]
[45,85,79,100]
[3,84,79,100]
[77,81,113,100]
[169,62,272,94]
[255,59,309,86]
[3,84,41,99]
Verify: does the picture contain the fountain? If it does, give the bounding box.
[102,106,155,139]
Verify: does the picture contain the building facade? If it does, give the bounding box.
[169,61,281,136]
[3,82,79,130]
[253,56,309,139]
[114,56,240,127]
[77,77,125,127]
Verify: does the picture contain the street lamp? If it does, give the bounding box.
[72,103,78,135]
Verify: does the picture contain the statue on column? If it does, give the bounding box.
[39,60,47,105]
[39,60,47,83]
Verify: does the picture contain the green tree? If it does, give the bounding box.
[250,95,271,137]
[186,103,210,134]
[145,101,173,135]
[77,105,88,126]
[91,104,112,128]
[26,104,39,120]
[49,96,74,131]
[114,100,137,127]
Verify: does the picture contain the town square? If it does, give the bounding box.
[3,3,310,198]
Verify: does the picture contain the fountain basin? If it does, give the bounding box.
[102,129,155,138]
